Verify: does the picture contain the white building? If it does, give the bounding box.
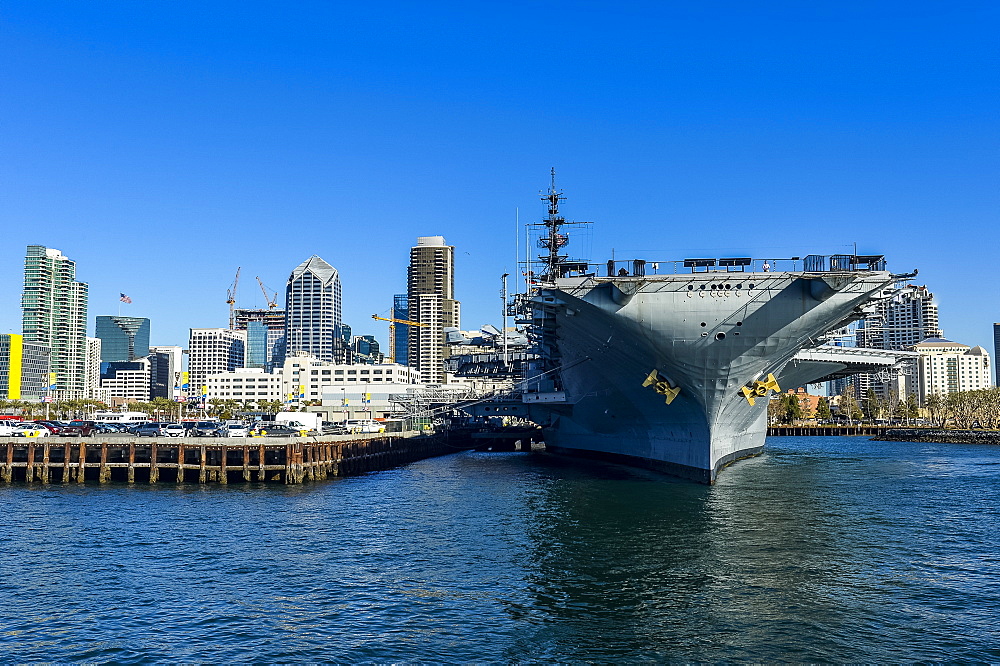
[188,328,246,395]
[204,353,420,409]
[100,357,152,402]
[84,337,111,403]
[914,338,992,403]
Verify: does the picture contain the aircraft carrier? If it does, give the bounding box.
[508,173,910,482]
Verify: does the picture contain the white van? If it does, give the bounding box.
[344,419,384,434]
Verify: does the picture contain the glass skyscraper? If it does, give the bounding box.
[21,245,88,397]
[96,315,150,362]
[393,293,409,365]
[284,256,343,363]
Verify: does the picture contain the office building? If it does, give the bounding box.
[392,293,409,365]
[0,333,50,401]
[407,236,460,384]
[284,256,344,363]
[94,315,149,361]
[100,359,152,402]
[351,335,381,364]
[913,338,992,402]
[21,245,88,398]
[187,328,246,395]
[95,315,150,362]
[235,308,286,370]
[149,345,184,395]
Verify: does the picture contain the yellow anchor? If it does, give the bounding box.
[740,373,781,406]
[642,369,681,405]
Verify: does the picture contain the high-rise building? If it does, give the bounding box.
[0,334,50,401]
[149,345,184,398]
[284,256,344,363]
[21,245,88,398]
[853,284,943,399]
[84,337,110,402]
[392,293,409,365]
[95,315,150,362]
[235,308,286,371]
[187,328,246,395]
[407,236,460,384]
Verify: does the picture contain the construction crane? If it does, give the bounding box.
[372,314,426,363]
[226,267,241,330]
[256,276,279,310]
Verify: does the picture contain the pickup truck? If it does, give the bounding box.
[59,420,98,436]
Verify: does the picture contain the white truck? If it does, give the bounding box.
[273,412,322,433]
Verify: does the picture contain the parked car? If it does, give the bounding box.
[163,423,186,437]
[59,420,98,437]
[259,425,303,437]
[14,423,52,437]
[0,422,24,437]
[217,423,249,438]
[34,421,65,435]
[135,422,181,437]
[190,421,222,437]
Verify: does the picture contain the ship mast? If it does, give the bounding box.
[540,168,567,282]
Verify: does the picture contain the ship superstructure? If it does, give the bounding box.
[509,174,907,482]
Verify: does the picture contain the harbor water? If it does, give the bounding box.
[1,436,998,662]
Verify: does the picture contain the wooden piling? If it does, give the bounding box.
[77,441,86,483]
[177,444,185,483]
[219,445,227,485]
[2,443,12,483]
[62,443,71,483]
[127,442,136,484]
[150,442,158,484]
[26,443,35,483]
[199,445,207,483]
[100,443,110,483]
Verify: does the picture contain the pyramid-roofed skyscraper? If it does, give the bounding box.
[284,255,344,362]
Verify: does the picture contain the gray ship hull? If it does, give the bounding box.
[525,270,896,482]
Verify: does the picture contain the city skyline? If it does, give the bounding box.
[1,2,997,351]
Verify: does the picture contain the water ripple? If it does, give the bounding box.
[1,439,999,661]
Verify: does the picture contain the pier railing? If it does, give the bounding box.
[541,254,887,279]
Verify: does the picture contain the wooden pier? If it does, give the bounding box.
[0,433,456,485]
[767,425,892,437]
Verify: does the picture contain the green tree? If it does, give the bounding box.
[779,393,803,424]
[815,397,832,421]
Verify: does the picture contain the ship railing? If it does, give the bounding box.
[542,254,886,279]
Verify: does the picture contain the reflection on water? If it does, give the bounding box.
[0,437,998,661]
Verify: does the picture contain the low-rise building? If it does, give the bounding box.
[204,354,420,409]
[914,338,992,403]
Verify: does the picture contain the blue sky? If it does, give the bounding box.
[1,1,997,351]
